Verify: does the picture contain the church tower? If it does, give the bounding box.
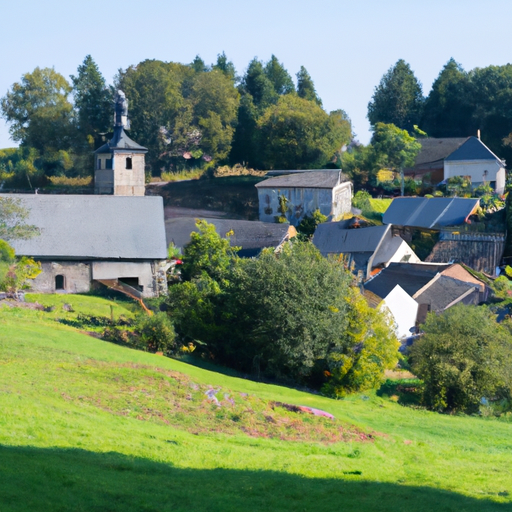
[94,91,147,196]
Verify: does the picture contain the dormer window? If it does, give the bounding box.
[126,157,133,170]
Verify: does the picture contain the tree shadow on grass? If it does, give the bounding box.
[0,445,508,512]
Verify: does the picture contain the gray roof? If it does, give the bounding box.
[414,275,478,313]
[255,170,349,189]
[313,223,389,256]
[95,126,147,154]
[445,136,503,163]
[364,262,452,299]
[2,194,167,260]
[166,217,293,253]
[414,138,469,167]
[382,197,479,229]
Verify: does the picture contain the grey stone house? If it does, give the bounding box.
[255,170,353,226]
[3,194,168,298]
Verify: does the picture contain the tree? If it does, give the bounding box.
[264,55,295,96]
[1,67,73,153]
[421,58,474,138]
[116,60,184,173]
[296,66,322,106]
[256,95,351,169]
[0,197,39,241]
[190,70,240,162]
[71,55,113,150]
[367,59,424,132]
[410,304,512,414]
[369,122,421,194]
[239,58,277,110]
[213,52,236,82]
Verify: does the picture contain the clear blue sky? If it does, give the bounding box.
[1,0,512,149]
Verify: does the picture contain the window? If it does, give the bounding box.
[55,275,65,290]
[97,158,101,170]
[126,157,133,169]
[106,158,113,170]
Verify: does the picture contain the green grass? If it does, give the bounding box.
[369,198,392,213]
[1,298,512,511]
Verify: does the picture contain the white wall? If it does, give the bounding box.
[444,159,505,194]
[381,285,419,339]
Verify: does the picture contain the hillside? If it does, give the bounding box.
[0,297,511,511]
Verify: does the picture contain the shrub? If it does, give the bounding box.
[410,304,512,414]
[137,312,177,354]
[352,190,371,211]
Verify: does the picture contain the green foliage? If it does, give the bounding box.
[410,304,512,414]
[296,66,322,106]
[377,378,424,406]
[71,55,113,152]
[0,197,39,242]
[367,60,424,132]
[0,67,73,153]
[0,239,15,262]
[264,55,295,96]
[352,190,372,211]
[180,220,238,282]
[322,288,400,397]
[0,254,41,293]
[256,95,351,169]
[297,209,328,238]
[137,312,177,354]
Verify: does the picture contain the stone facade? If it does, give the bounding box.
[258,181,353,226]
[30,261,92,294]
[95,152,145,196]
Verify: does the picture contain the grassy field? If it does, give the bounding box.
[1,296,511,511]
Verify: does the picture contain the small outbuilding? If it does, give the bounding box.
[255,170,352,226]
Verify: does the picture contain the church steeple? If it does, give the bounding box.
[94,91,147,196]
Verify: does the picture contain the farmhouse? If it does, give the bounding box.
[405,136,506,194]
[255,170,352,225]
[312,222,419,279]
[3,194,168,298]
[364,262,487,340]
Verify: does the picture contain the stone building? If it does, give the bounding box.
[94,91,147,196]
[255,170,353,226]
[3,91,168,298]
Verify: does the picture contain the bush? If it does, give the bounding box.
[352,190,371,211]
[410,304,512,414]
[137,313,177,354]
[377,378,424,406]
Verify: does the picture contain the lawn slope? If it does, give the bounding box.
[0,302,511,511]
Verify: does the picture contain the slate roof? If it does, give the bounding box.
[364,262,451,299]
[255,170,349,189]
[313,223,390,256]
[382,197,479,229]
[413,274,478,313]
[165,217,294,254]
[95,126,147,154]
[445,136,503,162]
[2,194,167,260]
[414,138,469,167]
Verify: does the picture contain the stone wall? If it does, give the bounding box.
[113,153,145,196]
[30,261,92,294]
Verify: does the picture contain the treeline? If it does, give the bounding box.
[366,58,512,166]
[0,54,352,188]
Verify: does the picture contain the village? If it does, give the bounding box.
[2,5,512,507]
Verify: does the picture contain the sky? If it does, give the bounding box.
[1,0,512,149]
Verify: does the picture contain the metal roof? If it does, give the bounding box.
[382,197,479,229]
[413,274,478,312]
[2,194,167,260]
[364,262,451,299]
[445,136,502,162]
[255,170,349,189]
[312,223,389,255]
[165,217,293,252]
[95,126,147,154]
[414,138,469,166]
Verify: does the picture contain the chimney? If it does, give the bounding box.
[477,129,481,140]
